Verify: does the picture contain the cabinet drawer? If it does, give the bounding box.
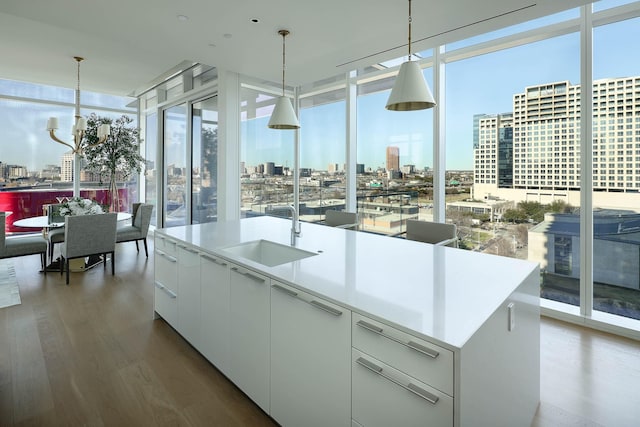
[352,313,453,396]
[154,280,178,328]
[352,349,453,427]
[155,249,178,292]
[155,235,178,257]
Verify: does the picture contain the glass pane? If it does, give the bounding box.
[356,69,433,235]
[192,96,218,224]
[593,0,637,12]
[145,113,158,227]
[299,91,346,223]
[446,9,579,52]
[446,32,580,308]
[0,79,73,103]
[592,16,640,320]
[240,87,294,218]
[163,104,187,227]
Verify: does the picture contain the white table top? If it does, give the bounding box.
[156,216,539,349]
[13,212,132,228]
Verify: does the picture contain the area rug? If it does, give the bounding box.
[0,259,20,309]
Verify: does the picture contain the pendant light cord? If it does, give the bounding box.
[280,30,288,97]
[408,0,412,61]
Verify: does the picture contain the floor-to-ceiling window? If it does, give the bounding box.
[592,10,640,321]
[191,96,218,224]
[299,77,346,223]
[163,103,187,227]
[240,84,295,218]
[355,63,434,235]
[0,78,136,229]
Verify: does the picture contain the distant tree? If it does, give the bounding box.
[548,199,573,213]
[503,208,527,223]
[518,201,545,223]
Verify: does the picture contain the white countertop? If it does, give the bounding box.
[156,216,539,349]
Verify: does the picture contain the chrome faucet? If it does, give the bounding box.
[272,204,301,245]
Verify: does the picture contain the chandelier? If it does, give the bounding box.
[46,56,110,154]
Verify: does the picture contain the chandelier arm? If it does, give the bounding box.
[83,135,109,150]
[48,130,75,151]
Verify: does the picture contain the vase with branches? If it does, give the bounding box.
[82,113,145,212]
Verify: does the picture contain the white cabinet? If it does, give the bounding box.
[352,313,454,427]
[270,281,351,427]
[177,244,201,349]
[352,349,453,427]
[228,263,270,413]
[154,235,178,328]
[199,253,230,375]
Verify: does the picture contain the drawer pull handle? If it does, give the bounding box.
[357,320,439,359]
[156,250,177,263]
[356,320,383,334]
[154,281,177,299]
[272,285,342,317]
[406,383,440,405]
[309,300,342,317]
[407,341,439,359]
[356,357,439,405]
[201,254,227,266]
[231,267,265,283]
[179,245,199,254]
[272,284,299,298]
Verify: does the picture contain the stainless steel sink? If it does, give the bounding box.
[222,239,317,267]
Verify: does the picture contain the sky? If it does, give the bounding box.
[241,3,640,172]
[1,1,638,173]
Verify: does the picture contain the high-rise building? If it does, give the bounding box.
[263,162,275,176]
[474,113,513,188]
[328,163,339,174]
[386,146,399,172]
[473,76,640,206]
[61,152,74,182]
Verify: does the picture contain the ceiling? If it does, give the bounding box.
[0,0,592,97]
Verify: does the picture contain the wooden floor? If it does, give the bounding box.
[1,238,639,426]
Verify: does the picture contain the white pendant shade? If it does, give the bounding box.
[386,60,436,111]
[268,96,300,129]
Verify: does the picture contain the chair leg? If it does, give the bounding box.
[49,241,54,263]
[143,238,148,257]
[65,259,70,285]
[60,256,64,276]
[41,252,46,275]
[135,241,139,252]
[111,251,115,275]
[104,253,107,270]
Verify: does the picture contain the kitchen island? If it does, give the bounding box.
[154,216,540,427]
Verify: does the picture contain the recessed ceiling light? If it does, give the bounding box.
[250,18,259,23]
[177,14,189,21]
[208,43,216,48]
[223,33,232,39]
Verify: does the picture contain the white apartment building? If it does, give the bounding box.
[474,76,640,210]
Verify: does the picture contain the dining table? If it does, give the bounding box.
[12,212,132,272]
[12,212,132,229]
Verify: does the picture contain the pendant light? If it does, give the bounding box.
[386,0,436,111]
[268,29,300,129]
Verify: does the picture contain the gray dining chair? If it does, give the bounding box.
[45,203,65,263]
[403,219,459,248]
[116,203,153,257]
[60,213,117,284]
[0,212,48,274]
[325,210,359,230]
